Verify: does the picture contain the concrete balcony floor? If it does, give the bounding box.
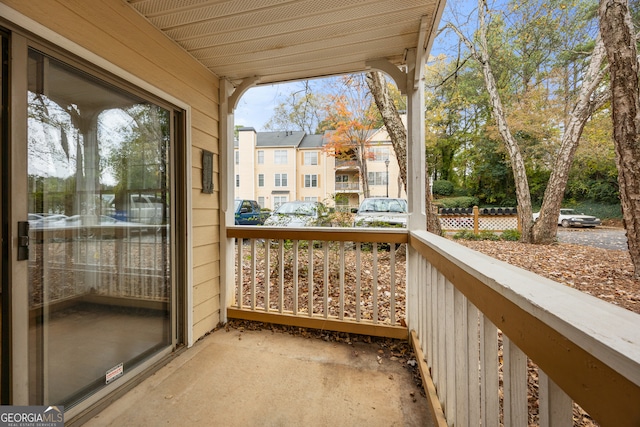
[84,325,434,426]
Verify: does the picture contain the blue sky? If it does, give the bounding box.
[234,84,292,131]
[233,0,468,132]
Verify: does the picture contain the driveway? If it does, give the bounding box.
[556,227,628,251]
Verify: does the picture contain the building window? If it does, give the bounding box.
[304,174,318,188]
[275,173,288,187]
[236,174,240,187]
[257,150,264,164]
[258,174,264,187]
[370,147,390,162]
[235,150,239,164]
[273,196,288,209]
[336,175,348,183]
[367,171,388,185]
[274,150,288,164]
[258,197,265,208]
[304,197,318,202]
[304,152,318,165]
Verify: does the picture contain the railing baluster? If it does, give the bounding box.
[356,243,361,321]
[250,239,256,310]
[467,301,481,424]
[293,240,298,315]
[264,239,270,312]
[454,288,468,426]
[308,241,313,317]
[389,245,396,325]
[538,369,572,427]
[481,315,500,427]
[436,271,446,400]
[278,239,284,313]
[428,263,437,388]
[237,238,243,308]
[445,279,455,421]
[503,336,528,426]
[339,241,345,320]
[372,244,378,323]
[323,242,329,319]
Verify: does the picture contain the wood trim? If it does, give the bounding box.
[227,308,408,340]
[408,232,640,426]
[410,330,447,427]
[227,226,408,244]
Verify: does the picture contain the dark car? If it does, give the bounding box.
[234,199,269,225]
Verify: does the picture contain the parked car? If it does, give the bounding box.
[234,199,269,225]
[352,197,408,228]
[28,214,69,228]
[106,193,168,225]
[533,208,601,228]
[263,201,330,227]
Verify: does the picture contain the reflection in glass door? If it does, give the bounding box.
[0,30,8,404]
[26,49,172,407]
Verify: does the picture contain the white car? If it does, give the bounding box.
[263,201,331,227]
[533,208,601,228]
[353,198,408,228]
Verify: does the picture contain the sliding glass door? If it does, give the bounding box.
[25,47,176,408]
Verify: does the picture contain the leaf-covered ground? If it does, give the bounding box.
[454,238,640,314]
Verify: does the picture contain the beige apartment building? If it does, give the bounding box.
[235,125,407,211]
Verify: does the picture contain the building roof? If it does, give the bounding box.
[298,134,325,149]
[256,131,306,148]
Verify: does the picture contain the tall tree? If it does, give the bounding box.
[446,0,535,241]
[264,81,325,133]
[444,0,605,243]
[366,71,443,235]
[599,0,640,277]
[532,36,609,243]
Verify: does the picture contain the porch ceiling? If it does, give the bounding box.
[126,0,444,86]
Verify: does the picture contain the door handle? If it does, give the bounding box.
[17,221,29,261]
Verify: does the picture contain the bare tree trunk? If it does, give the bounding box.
[599,0,640,277]
[447,1,533,242]
[366,71,443,235]
[366,72,408,190]
[531,37,610,244]
[357,140,370,198]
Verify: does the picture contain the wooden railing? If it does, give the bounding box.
[408,230,640,426]
[226,226,640,425]
[226,226,408,339]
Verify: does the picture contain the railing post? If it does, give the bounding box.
[406,48,426,333]
[473,205,479,234]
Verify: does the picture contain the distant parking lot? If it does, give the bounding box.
[556,227,627,251]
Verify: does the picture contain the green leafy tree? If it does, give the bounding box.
[442,0,607,243]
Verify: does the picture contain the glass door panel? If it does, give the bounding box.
[26,49,172,407]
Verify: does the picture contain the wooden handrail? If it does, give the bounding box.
[227,226,408,243]
[408,230,640,426]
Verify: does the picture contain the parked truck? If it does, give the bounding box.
[234,199,269,225]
